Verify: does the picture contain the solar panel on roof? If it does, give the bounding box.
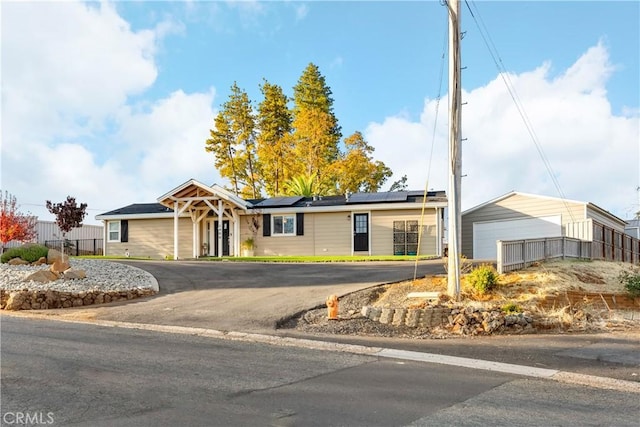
[255,196,303,207]
[347,192,408,204]
[383,192,408,202]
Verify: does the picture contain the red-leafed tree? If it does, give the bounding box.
[0,191,38,253]
[46,196,88,257]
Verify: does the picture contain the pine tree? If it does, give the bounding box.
[206,82,260,198]
[290,63,341,193]
[256,80,293,196]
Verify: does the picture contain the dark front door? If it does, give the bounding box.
[353,213,369,252]
[214,220,230,256]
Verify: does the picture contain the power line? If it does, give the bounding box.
[415,22,449,281]
[464,0,576,222]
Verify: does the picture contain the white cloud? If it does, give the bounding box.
[1,1,219,224]
[2,1,158,140]
[116,89,220,195]
[366,42,640,220]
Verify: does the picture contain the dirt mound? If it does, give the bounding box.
[281,260,640,338]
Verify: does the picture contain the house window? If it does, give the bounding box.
[108,221,120,242]
[273,214,295,236]
[393,220,419,255]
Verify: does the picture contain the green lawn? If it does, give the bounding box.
[78,255,438,263]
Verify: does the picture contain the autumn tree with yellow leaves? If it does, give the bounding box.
[206,63,394,197]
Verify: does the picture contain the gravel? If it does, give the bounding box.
[280,283,640,339]
[0,259,157,294]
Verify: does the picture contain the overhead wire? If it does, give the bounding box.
[464,0,576,222]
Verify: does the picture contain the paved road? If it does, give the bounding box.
[282,329,640,383]
[2,317,638,427]
[12,260,640,385]
[29,260,446,333]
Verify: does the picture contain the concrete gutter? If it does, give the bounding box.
[4,313,638,394]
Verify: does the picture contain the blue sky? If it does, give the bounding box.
[2,1,639,225]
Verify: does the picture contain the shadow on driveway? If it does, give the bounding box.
[31,260,446,333]
[116,260,447,293]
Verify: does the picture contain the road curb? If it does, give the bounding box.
[3,313,638,393]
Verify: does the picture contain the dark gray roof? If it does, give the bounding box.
[98,190,447,217]
[252,196,304,208]
[99,203,173,216]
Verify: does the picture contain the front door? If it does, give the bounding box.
[353,213,369,252]
[214,220,230,256]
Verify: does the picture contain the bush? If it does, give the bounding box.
[502,302,523,314]
[1,243,49,264]
[619,271,640,297]
[466,264,498,295]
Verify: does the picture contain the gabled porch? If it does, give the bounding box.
[157,179,251,259]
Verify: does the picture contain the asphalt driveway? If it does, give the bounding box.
[34,260,446,333]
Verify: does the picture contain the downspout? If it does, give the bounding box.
[436,207,442,256]
[102,220,107,256]
[192,214,198,258]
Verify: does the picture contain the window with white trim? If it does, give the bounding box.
[108,221,120,242]
[272,214,295,236]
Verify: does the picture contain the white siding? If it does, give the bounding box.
[239,209,440,256]
[473,215,562,260]
[462,193,584,258]
[105,218,191,259]
[37,221,103,242]
[5,221,103,248]
[586,207,626,232]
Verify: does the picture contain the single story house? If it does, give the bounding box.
[461,191,628,260]
[625,218,640,239]
[96,179,448,259]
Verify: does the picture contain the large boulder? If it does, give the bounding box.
[47,249,68,265]
[8,258,29,266]
[5,291,27,310]
[24,270,60,283]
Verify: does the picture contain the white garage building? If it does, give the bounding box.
[461,192,627,260]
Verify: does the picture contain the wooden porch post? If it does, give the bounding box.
[192,219,198,258]
[218,199,224,258]
[232,209,240,257]
[173,200,179,260]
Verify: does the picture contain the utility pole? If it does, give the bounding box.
[447,0,462,298]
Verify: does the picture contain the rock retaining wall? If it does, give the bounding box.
[361,305,535,335]
[0,288,157,311]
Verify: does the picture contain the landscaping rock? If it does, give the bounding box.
[50,259,70,274]
[46,249,68,265]
[24,270,59,283]
[5,291,27,310]
[8,258,29,266]
[63,269,86,280]
[34,257,47,266]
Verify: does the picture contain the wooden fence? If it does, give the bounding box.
[497,221,639,274]
[591,222,640,264]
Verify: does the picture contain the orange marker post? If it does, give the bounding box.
[326,294,339,320]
